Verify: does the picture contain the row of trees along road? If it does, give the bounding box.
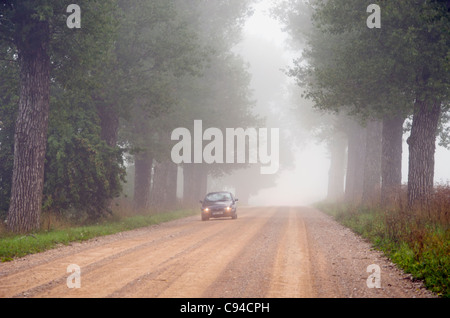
[0,0,257,233]
[275,0,449,209]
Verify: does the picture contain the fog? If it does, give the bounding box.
[233,1,330,206]
[404,142,450,185]
[230,1,450,207]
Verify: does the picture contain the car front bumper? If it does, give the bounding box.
[201,207,235,218]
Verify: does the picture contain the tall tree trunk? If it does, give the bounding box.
[197,165,208,201]
[327,133,346,202]
[97,103,120,212]
[183,164,207,207]
[362,120,382,204]
[97,103,119,148]
[345,121,366,204]
[407,100,441,208]
[381,115,405,207]
[151,161,178,211]
[7,21,50,233]
[133,151,153,212]
[165,161,178,208]
[183,164,195,207]
[150,161,165,210]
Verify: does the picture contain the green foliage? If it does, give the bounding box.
[0,0,124,223]
[43,88,126,220]
[100,0,207,119]
[51,0,119,90]
[284,0,449,122]
[0,52,19,219]
[105,0,213,163]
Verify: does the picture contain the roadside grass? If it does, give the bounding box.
[0,208,197,263]
[316,186,450,298]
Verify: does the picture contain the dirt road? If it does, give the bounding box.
[0,207,435,298]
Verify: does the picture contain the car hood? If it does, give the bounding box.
[202,200,233,208]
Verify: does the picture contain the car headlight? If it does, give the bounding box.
[226,206,232,211]
[204,208,210,212]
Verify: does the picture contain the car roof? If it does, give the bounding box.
[206,191,234,197]
[207,191,232,194]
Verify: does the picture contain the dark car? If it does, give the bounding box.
[200,191,238,221]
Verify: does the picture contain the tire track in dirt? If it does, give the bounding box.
[202,206,288,297]
[266,207,314,297]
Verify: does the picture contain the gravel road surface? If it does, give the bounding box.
[0,206,436,298]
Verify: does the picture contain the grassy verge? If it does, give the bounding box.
[316,200,449,298]
[0,209,197,263]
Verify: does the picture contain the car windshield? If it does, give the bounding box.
[205,192,232,202]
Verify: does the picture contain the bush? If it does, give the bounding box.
[43,90,126,221]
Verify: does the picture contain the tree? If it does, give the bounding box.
[381,115,405,206]
[393,1,450,207]
[2,1,52,233]
[326,130,346,202]
[0,1,118,232]
[362,120,382,204]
